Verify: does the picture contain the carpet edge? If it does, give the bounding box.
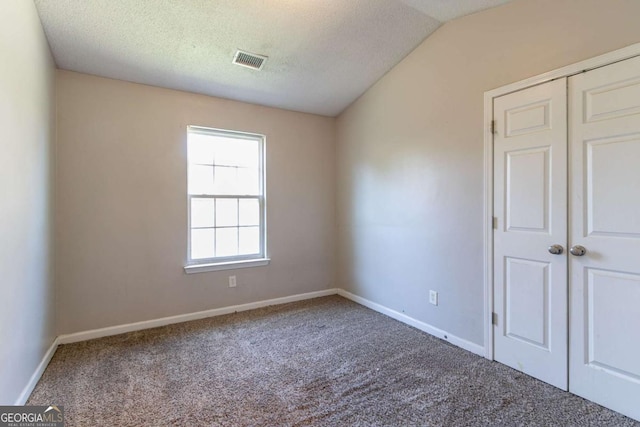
[337,289,486,357]
[15,337,59,405]
[57,289,340,345]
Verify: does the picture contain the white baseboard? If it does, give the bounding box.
[57,288,339,345]
[337,289,485,356]
[18,287,485,405]
[14,337,59,405]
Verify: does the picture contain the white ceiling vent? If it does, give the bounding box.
[232,50,268,70]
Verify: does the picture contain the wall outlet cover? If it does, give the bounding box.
[429,290,438,306]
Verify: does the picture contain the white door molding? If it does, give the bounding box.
[483,42,640,360]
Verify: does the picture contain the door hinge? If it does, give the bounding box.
[492,312,498,325]
[493,217,498,229]
[490,120,497,135]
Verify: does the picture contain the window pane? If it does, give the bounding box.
[216,228,238,257]
[187,128,264,263]
[216,139,259,168]
[239,227,260,255]
[216,198,238,227]
[188,133,215,164]
[239,199,260,226]
[191,198,215,228]
[191,228,215,259]
[213,166,238,195]
[188,164,214,195]
[237,167,259,195]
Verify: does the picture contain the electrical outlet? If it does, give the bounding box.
[429,290,438,306]
[229,275,237,288]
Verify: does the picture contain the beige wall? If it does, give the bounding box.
[56,71,335,334]
[336,0,640,346]
[0,1,56,404]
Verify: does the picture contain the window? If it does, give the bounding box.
[185,126,267,273]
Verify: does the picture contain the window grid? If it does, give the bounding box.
[187,126,265,265]
[189,197,261,256]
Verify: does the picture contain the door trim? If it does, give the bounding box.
[483,42,640,360]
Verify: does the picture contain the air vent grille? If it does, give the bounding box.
[233,50,268,70]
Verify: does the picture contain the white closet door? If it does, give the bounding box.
[493,78,568,389]
[569,55,640,420]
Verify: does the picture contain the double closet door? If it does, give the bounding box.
[493,55,640,421]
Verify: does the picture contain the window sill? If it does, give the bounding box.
[184,258,270,274]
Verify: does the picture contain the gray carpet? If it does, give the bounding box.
[28,296,638,426]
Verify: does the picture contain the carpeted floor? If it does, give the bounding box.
[28,296,638,426]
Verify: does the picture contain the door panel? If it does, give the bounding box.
[505,257,550,349]
[584,76,640,122]
[506,148,550,232]
[586,269,640,380]
[586,135,640,237]
[493,78,568,390]
[506,100,552,136]
[569,55,640,421]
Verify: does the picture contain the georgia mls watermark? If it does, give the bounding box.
[0,406,64,427]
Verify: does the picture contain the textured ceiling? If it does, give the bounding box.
[34,0,514,116]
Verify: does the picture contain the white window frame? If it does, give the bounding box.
[184,126,269,274]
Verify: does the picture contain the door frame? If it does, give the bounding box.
[483,42,640,360]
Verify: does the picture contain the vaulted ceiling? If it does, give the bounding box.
[34,0,514,116]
